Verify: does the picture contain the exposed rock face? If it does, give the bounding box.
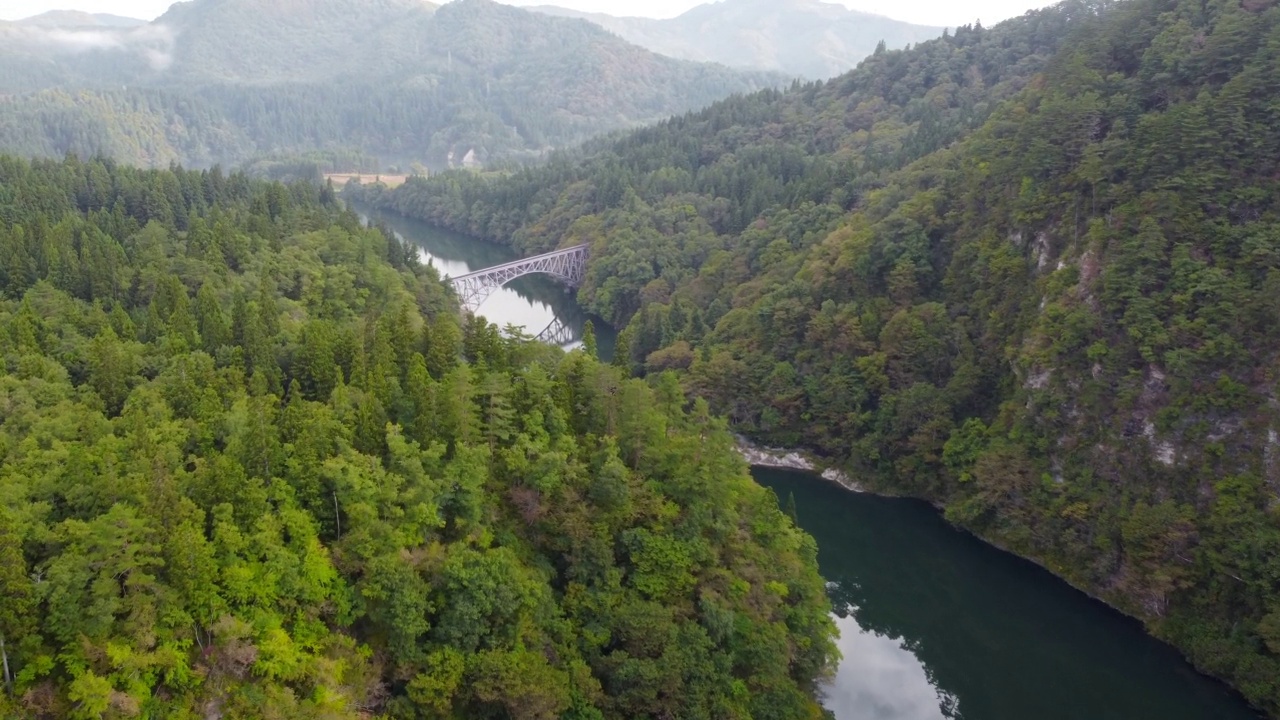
[736,436,865,492]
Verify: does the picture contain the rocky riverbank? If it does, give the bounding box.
[736,437,865,492]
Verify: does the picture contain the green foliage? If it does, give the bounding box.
[367,0,1280,713]
[0,0,783,169]
[0,155,835,718]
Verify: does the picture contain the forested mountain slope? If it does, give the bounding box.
[531,0,945,79]
[0,0,781,168]
[359,0,1280,713]
[0,155,836,718]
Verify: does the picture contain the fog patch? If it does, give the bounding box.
[7,23,176,73]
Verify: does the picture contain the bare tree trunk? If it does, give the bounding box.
[333,490,342,538]
[1,633,11,693]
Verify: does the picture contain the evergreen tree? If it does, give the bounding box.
[582,319,598,359]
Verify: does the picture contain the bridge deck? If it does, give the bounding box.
[450,244,591,282]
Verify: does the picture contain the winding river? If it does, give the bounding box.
[360,205,1261,720]
[353,201,616,359]
[755,467,1262,720]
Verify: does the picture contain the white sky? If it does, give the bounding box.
[0,0,1056,29]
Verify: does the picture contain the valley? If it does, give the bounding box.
[0,0,784,168]
[2,0,1280,717]
[363,0,1280,715]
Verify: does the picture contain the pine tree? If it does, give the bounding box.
[609,320,629,376]
[0,510,33,693]
[168,286,200,350]
[582,319,598,359]
[194,283,231,352]
[88,326,134,416]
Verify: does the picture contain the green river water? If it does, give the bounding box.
[754,467,1262,720]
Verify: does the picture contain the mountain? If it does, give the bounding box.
[529,0,946,79]
[16,10,146,28]
[359,0,1280,714]
[0,0,783,168]
[151,0,435,84]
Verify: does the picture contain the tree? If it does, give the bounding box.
[194,282,231,352]
[87,326,135,416]
[0,510,32,693]
[582,319,598,359]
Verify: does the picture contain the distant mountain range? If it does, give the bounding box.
[529,0,946,79]
[0,0,783,169]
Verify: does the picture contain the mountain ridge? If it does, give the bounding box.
[528,0,946,78]
[15,10,147,27]
[0,0,783,168]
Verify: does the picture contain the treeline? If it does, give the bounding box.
[361,0,1280,713]
[0,156,836,718]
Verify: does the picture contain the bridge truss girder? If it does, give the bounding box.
[449,244,589,313]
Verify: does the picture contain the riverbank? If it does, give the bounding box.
[741,438,1266,719]
[735,436,865,492]
[752,467,1263,720]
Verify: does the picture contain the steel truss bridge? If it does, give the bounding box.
[449,244,589,314]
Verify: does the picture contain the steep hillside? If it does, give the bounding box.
[0,89,250,168]
[152,0,435,84]
[361,0,1280,713]
[0,154,836,719]
[0,0,782,167]
[531,0,945,79]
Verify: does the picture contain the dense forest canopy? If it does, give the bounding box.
[0,0,782,170]
[0,155,836,719]
[359,0,1280,714]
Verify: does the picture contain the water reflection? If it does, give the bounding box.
[826,612,960,720]
[349,201,615,359]
[753,467,1262,720]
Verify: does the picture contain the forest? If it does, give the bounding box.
[358,0,1280,713]
[0,156,837,718]
[0,0,782,171]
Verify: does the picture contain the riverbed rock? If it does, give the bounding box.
[736,436,865,493]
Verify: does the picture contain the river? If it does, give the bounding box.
[356,204,1260,720]
[754,467,1263,720]
[352,202,616,359]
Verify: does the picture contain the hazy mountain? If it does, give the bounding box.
[0,0,783,168]
[530,0,946,79]
[15,10,147,28]
[152,0,438,84]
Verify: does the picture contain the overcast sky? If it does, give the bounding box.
[0,0,1056,28]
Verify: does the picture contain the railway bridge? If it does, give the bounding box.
[448,244,589,313]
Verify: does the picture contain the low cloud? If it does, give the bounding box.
[7,22,176,72]
[41,28,126,52]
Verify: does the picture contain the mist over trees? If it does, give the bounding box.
[0,0,784,171]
